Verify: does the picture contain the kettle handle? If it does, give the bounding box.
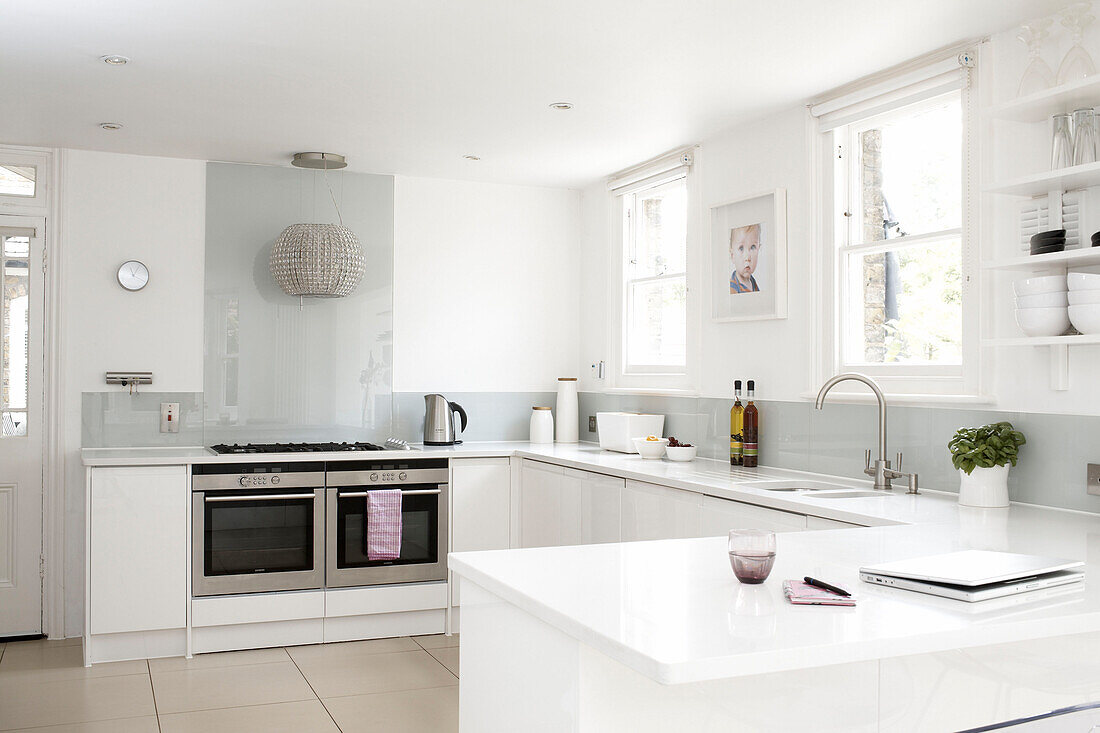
[449,402,468,433]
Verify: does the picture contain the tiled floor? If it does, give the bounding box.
[0,634,459,732]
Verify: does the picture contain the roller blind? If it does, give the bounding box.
[810,44,979,132]
[608,146,696,193]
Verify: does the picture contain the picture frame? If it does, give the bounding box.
[709,188,787,322]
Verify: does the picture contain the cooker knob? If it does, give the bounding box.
[370,473,379,482]
[270,475,280,485]
[239,476,250,486]
[398,472,407,481]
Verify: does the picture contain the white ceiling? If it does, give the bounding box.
[0,0,1063,188]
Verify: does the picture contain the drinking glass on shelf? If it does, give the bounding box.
[1072,108,1097,166]
[1052,113,1074,170]
[1057,3,1096,84]
[728,529,776,584]
[1017,19,1055,97]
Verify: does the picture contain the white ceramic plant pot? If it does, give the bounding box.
[957,465,1010,508]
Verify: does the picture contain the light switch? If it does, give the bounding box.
[161,402,180,434]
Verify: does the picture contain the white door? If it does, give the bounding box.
[0,219,44,636]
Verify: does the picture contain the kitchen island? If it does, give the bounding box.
[450,507,1100,732]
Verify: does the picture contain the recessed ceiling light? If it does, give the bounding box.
[98,122,123,131]
[100,55,130,66]
[549,102,574,110]
[462,154,481,161]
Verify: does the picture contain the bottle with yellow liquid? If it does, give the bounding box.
[729,380,744,466]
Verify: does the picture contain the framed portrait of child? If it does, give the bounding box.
[709,189,787,321]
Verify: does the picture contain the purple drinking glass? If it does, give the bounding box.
[728,529,777,584]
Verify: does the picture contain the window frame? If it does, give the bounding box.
[608,154,700,393]
[820,83,979,398]
[620,174,688,376]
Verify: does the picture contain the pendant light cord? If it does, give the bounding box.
[322,160,343,226]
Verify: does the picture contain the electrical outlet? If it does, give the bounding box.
[588,416,597,433]
[1088,464,1100,496]
[160,402,180,434]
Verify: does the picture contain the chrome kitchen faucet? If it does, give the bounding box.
[814,373,919,494]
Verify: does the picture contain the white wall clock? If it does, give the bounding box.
[117,260,149,291]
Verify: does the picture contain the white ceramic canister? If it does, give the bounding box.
[530,407,554,444]
[555,377,579,443]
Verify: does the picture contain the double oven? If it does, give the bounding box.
[192,458,449,597]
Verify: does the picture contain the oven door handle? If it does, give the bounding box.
[204,492,319,502]
[337,488,442,498]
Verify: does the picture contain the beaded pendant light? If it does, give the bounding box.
[270,153,365,298]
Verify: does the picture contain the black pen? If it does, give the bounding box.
[803,576,851,597]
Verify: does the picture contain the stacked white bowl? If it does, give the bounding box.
[1013,275,1070,336]
[1068,272,1100,334]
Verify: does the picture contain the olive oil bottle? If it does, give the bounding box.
[729,380,744,466]
[742,380,759,468]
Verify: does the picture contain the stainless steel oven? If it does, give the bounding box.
[326,458,449,588]
[192,462,326,596]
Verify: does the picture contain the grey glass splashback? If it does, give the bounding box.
[577,392,1100,514]
[82,391,203,448]
[203,162,394,444]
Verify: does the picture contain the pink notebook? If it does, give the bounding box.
[783,579,856,606]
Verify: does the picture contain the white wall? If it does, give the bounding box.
[393,175,581,392]
[60,149,207,635]
[578,107,813,402]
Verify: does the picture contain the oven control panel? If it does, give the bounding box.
[328,466,448,487]
[237,474,282,487]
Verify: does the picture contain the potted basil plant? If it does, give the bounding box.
[947,422,1026,508]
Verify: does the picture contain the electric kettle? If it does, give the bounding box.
[423,394,468,445]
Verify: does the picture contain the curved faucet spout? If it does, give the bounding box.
[814,372,887,467]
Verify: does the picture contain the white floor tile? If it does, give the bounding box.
[323,686,459,733]
[159,699,339,733]
[297,649,457,698]
[151,660,316,714]
[0,674,156,730]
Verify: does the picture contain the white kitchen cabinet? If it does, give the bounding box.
[698,495,808,536]
[452,458,512,553]
[451,457,512,606]
[566,467,622,544]
[88,466,188,635]
[519,460,581,548]
[621,480,702,541]
[806,515,862,530]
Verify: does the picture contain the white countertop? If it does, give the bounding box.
[450,509,1100,684]
[84,440,1100,684]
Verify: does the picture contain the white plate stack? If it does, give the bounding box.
[1013,275,1070,336]
[1068,272,1100,334]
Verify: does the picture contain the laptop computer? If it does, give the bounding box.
[859,550,1085,602]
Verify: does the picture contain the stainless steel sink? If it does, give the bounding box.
[750,480,854,492]
[808,491,888,499]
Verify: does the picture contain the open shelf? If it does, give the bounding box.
[982,246,1100,270]
[986,75,1100,123]
[982,333,1100,347]
[984,160,1100,196]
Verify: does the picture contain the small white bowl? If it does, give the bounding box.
[1014,306,1071,337]
[1067,272,1100,291]
[1069,289,1100,305]
[1015,291,1069,308]
[665,445,698,462]
[632,437,668,459]
[1013,274,1067,297]
[1069,304,1100,334]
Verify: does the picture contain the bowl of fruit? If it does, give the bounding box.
[632,435,669,459]
[664,437,697,462]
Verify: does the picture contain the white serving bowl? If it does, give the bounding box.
[1013,274,1067,297]
[1069,304,1100,334]
[1014,306,1071,337]
[1015,291,1069,308]
[632,437,668,459]
[1067,272,1100,291]
[1069,289,1100,305]
[665,445,698,462]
